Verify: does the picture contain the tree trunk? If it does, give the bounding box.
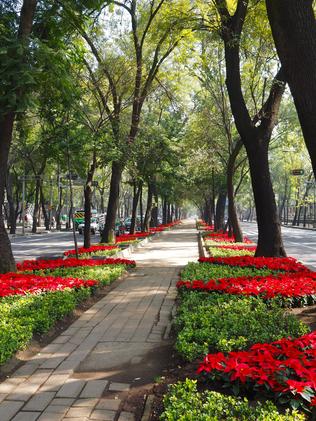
[99,188,105,214]
[246,141,286,256]
[84,152,97,249]
[0,0,37,273]
[130,181,141,234]
[32,179,41,233]
[266,0,316,179]
[101,161,122,243]
[40,185,49,230]
[143,181,153,232]
[218,0,286,256]
[56,186,63,231]
[150,183,158,227]
[214,191,227,232]
[167,203,171,223]
[162,198,167,224]
[227,139,244,241]
[139,184,143,230]
[6,171,17,235]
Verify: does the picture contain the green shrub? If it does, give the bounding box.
[204,240,253,247]
[0,264,126,365]
[161,379,305,421]
[208,248,254,258]
[34,265,126,286]
[174,292,308,361]
[78,249,119,259]
[0,289,82,364]
[181,262,274,282]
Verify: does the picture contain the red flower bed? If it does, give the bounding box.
[64,245,118,256]
[177,271,316,302]
[0,273,97,297]
[17,257,136,272]
[205,233,253,244]
[116,233,150,243]
[197,331,316,407]
[199,256,310,273]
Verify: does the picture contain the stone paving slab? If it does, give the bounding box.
[0,222,198,420]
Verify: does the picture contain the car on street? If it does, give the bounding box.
[78,217,99,235]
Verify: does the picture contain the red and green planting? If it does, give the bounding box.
[208,244,256,258]
[0,257,135,365]
[163,238,316,418]
[64,245,119,258]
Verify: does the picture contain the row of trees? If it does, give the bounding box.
[1,0,316,273]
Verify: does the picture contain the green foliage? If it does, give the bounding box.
[78,249,119,259]
[181,262,274,282]
[0,264,126,365]
[161,379,305,421]
[0,289,80,365]
[33,265,126,286]
[208,248,254,258]
[174,292,308,361]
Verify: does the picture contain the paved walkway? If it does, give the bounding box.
[0,221,198,421]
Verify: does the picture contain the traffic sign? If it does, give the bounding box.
[291,169,305,176]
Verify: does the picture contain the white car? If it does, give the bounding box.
[78,220,99,235]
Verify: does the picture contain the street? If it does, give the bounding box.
[242,222,316,270]
[10,223,316,269]
[10,231,85,261]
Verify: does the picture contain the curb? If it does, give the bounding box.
[198,232,208,258]
[115,232,161,258]
[141,394,155,421]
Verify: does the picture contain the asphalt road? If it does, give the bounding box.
[242,222,316,270]
[10,231,86,261]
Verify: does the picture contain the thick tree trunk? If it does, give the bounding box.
[218,0,286,256]
[0,0,37,273]
[0,113,16,272]
[214,191,227,232]
[227,139,244,241]
[84,153,97,249]
[246,141,286,256]
[143,181,153,232]
[101,161,122,243]
[266,0,316,179]
[130,181,141,234]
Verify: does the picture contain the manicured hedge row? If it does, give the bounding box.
[174,292,308,361]
[162,379,304,421]
[0,259,132,365]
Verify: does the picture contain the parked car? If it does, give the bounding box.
[78,218,99,235]
[124,216,141,231]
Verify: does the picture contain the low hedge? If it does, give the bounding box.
[0,264,128,365]
[0,287,90,365]
[33,264,126,286]
[161,379,305,421]
[181,262,274,282]
[174,292,308,361]
[208,247,255,258]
